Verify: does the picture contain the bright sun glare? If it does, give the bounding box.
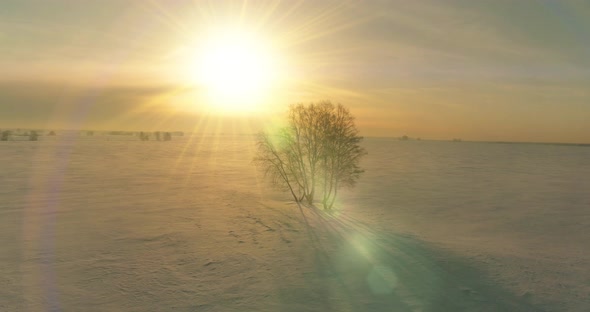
[188,28,281,113]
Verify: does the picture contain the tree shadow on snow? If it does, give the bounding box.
[273,204,545,312]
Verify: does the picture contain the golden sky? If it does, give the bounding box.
[1,0,589,143]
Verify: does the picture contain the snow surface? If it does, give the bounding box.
[1,134,589,311]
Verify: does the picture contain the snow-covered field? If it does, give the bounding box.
[1,134,589,311]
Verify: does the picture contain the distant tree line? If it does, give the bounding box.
[0,129,54,141]
[0,129,184,141]
[138,131,174,141]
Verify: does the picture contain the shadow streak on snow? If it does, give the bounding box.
[274,204,545,312]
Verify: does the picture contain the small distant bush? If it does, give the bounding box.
[139,132,150,141]
[29,131,39,141]
[1,130,12,141]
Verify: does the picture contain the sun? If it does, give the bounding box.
[188,27,282,113]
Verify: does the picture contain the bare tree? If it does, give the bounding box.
[254,101,366,210]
